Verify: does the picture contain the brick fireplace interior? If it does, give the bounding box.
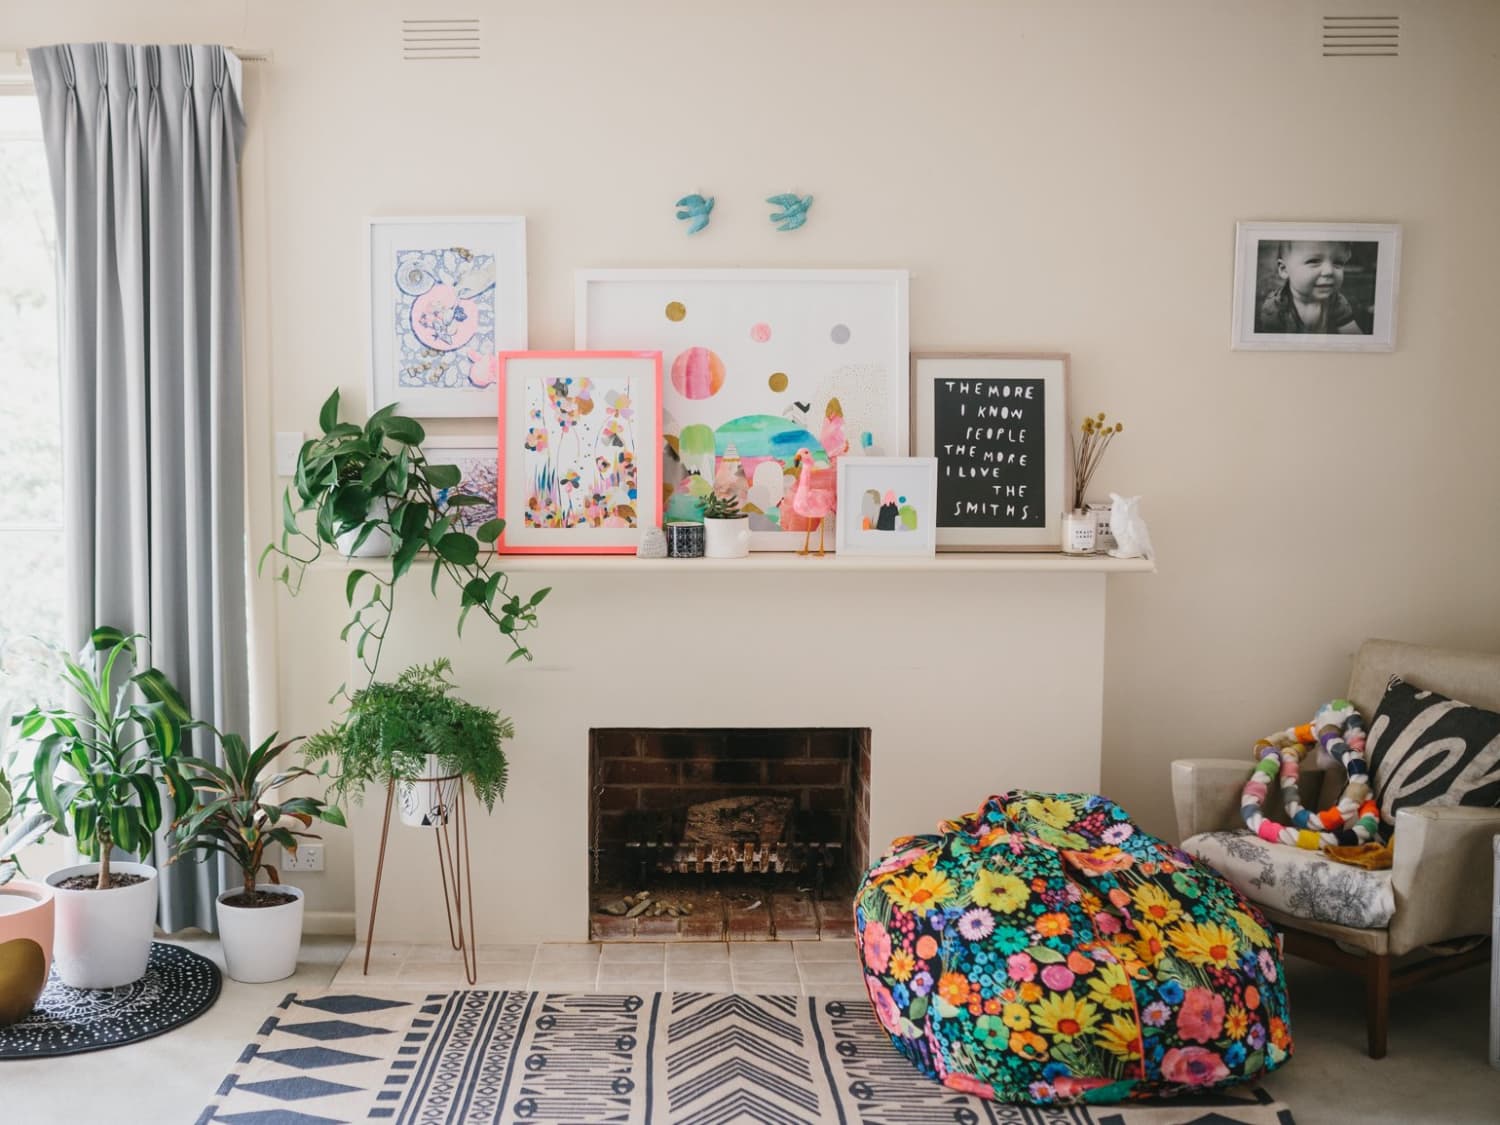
[588,728,871,941]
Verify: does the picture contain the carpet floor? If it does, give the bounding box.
[199,987,1294,1124]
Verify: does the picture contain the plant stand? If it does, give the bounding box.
[363,773,478,986]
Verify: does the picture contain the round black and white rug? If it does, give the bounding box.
[0,941,221,1058]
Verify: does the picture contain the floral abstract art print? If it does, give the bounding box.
[368,217,527,417]
[496,351,663,553]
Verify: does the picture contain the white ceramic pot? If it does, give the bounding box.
[703,516,750,559]
[46,861,158,988]
[335,498,393,558]
[397,755,458,828]
[217,882,305,983]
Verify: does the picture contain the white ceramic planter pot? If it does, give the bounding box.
[217,882,305,983]
[703,517,750,559]
[398,755,458,828]
[46,861,158,989]
[335,498,393,558]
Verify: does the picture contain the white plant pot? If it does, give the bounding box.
[217,882,305,983]
[398,755,458,828]
[335,498,393,558]
[45,861,158,989]
[703,517,750,559]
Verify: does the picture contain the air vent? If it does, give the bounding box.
[1323,14,1399,57]
[402,17,481,62]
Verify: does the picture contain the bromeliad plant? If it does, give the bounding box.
[261,389,549,687]
[12,628,196,890]
[171,732,345,899]
[303,658,513,813]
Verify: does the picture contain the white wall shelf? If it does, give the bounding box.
[318,552,1155,575]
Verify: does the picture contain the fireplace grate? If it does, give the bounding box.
[618,808,842,878]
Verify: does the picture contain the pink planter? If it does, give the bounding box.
[0,880,55,1026]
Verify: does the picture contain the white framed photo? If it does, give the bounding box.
[1231,222,1400,352]
[576,268,909,551]
[367,216,528,417]
[834,457,937,557]
[421,435,498,536]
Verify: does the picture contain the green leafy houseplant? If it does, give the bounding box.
[700,491,745,520]
[261,389,549,684]
[0,764,52,887]
[171,732,345,901]
[303,659,513,813]
[12,628,196,890]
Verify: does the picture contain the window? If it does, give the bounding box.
[0,94,64,716]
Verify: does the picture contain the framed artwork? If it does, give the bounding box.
[495,350,663,554]
[1231,222,1400,352]
[576,268,909,551]
[834,457,937,557]
[367,216,528,418]
[422,436,498,536]
[911,353,1067,551]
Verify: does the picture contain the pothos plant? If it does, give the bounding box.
[261,389,548,688]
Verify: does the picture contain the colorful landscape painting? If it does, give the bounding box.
[522,373,639,529]
[859,488,919,531]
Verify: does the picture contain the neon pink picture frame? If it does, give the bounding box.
[495,350,664,554]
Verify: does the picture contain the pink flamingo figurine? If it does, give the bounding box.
[791,448,837,556]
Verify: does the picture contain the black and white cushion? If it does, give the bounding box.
[1366,675,1500,833]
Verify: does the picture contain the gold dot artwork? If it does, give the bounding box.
[665,301,686,322]
[768,372,789,392]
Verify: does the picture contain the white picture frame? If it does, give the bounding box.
[1231,222,1400,352]
[576,268,909,551]
[367,216,528,418]
[420,435,498,536]
[911,353,1068,551]
[834,457,937,557]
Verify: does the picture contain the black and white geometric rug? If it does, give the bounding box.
[0,941,221,1059]
[199,990,1294,1124]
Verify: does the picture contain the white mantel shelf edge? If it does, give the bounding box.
[325,553,1155,574]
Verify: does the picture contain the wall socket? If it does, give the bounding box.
[282,843,324,873]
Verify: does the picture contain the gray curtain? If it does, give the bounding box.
[29,43,249,932]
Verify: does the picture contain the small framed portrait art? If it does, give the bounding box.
[1231,222,1401,352]
[495,350,663,554]
[834,457,938,557]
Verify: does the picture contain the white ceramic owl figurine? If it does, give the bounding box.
[1107,493,1154,560]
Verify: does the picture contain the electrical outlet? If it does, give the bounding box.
[282,843,324,873]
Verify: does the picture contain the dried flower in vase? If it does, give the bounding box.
[1071,411,1124,512]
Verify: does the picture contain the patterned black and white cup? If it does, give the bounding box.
[666,521,705,558]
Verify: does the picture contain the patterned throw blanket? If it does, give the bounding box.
[855,791,1292,1105]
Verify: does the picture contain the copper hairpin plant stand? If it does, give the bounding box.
[362,772,478,986]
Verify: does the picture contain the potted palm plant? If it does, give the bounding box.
[13,628,195,988]
[263,389,547,685]
[304,659,512,828]
[171,732,344,983]
[700,491,751,559]
[0,766,55,1026]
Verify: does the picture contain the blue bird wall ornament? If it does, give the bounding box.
[675,194,715,235]
[766,193,813,231]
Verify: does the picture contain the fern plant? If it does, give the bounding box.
[303,659,513,813]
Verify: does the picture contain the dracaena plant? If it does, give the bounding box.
[12,628,196,890]
[260,389,548,688]
[171,732,345,898]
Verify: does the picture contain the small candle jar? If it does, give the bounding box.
[1061,509,1097,555]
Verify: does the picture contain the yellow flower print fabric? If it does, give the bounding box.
[854,792,1291,1105]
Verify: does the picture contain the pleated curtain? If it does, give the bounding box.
[29,43,249,932]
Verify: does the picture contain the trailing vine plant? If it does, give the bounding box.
[260,389,548,691]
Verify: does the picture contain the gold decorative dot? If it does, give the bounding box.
[665,301,686,322]
[768,372,789,393]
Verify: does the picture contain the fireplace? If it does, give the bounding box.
[588,728,870,941]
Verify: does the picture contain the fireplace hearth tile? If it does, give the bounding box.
[536,942,602,962]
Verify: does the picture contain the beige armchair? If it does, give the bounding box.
[1172,638,1500,1058]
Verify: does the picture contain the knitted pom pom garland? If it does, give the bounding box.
[1240,700,1381,851]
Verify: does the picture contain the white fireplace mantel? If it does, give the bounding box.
[329,553,1151,943]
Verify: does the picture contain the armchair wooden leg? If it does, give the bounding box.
[1365,952,1390,1059]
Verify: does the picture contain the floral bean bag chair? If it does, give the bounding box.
[855,791,1291,1105]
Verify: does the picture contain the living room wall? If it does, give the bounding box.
[7,0,1499,930]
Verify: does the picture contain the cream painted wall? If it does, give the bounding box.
[5,1,1499,930]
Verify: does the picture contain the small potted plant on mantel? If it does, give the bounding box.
[700,491,750,559]
[171,732,344,983]
[304,658,513,829]
[15,628,196,989]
